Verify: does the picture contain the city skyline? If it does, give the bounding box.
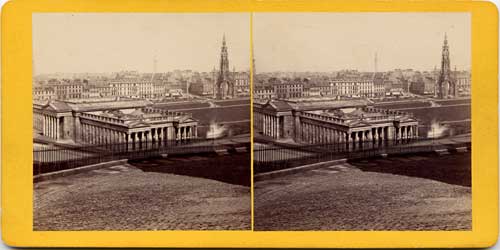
[253,13,471,72]
[33,13,250,75]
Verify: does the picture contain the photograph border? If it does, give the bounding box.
[2,0,498,247]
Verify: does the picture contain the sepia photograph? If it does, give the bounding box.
[32,13,251,230]
[253,13,471,231]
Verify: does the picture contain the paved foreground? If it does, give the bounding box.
[255,153,471,231]
[34,164,250,230]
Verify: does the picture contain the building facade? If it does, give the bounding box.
[234,71,250,96]
[33,99,198,147]
[254,99,418,149]
[274,80,304,99]
[253,85,276,100]
[331,79,375,98]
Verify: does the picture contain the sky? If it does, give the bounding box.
[253,13,471,72]
[33,13,250,75]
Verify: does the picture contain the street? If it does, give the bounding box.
[34,162,251,230]
[255,152,471,231]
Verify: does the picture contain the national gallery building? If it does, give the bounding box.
[33,99,198,147]
[254,98,419,148]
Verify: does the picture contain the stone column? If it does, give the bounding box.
[85,124,89,143]
[54,117,59,140]
[47,117,50,138]
[132,132,137,149]
[271,117,275,139]
[346,132,350,151]
[312,125,316,144]
[147,131,152,148]
[54,117,57,139]
[55,117,59,140]
[94,126,99,145]
[323,127,331,144]
[302,123,306,142]
[276,116,280,139]
[351,132,356,148]
[314,125,320,144]
[303,123,307,142]
[101,127,105,145]
[97,127,101,145]
[319,126,322,144]
[89,125,93,144]
[308,124,312,143]
[108,129,112,146]
[326,128,331,144]
[270,116,273,137]
[52,117,56,139]
[43,116,46,136]
[124,133,129,151]
[156,128,162,147]
[333,130,338,144]
[48,117,52,138]
[321,127,326,144]
[273,117,276,138]
[103,128,107,146]
[131,133,136,149]
[139,131,145,148]
[47,116,50,137]
[263,116,267,136]
[269,116,272,138]
[94,126,98,145]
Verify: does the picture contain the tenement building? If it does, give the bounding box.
[254,98,418,149]
[33,99,198,147]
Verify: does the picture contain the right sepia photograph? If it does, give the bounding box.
[252,13,471,231]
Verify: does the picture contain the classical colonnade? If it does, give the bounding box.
[34,114,62,140]
[299,122,418,147]
[80,122,197,148]
[259,113,282,139]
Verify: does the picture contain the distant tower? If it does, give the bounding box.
[151,55,157,81]
[374,52,378,73]
[215,34,234,99]
[436,33,457,99]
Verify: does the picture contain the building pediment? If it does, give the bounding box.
[126,120,150,128]
[262,100,293,112]
[42,100,73,112]
[178,116,198,124]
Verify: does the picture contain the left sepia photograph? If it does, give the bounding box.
[32,13,251,231]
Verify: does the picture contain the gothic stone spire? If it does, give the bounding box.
[437,33,456,98]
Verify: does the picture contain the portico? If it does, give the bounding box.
[254,99,419,148]
[33,99,198,146]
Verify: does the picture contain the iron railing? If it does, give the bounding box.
[34,138,249,175]
[254,138,471,174]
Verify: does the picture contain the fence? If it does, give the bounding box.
[33,138,248,175]
[254,138,471,174]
